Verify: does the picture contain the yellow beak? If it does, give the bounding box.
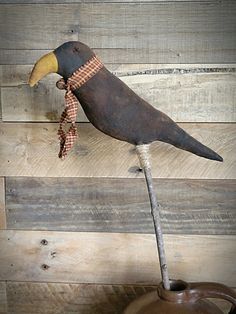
[28,52,58,87]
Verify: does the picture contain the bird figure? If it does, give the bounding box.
[29,41,223,290]
[29,41,223,162]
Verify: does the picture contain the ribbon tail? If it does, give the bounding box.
[58,125,78,159]
[57,86,79,159]
[58,127,66,159]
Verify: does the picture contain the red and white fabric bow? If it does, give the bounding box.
[56,55,103,159]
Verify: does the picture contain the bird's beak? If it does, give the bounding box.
[28,51,58,87]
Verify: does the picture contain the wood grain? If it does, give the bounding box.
[0,178,6,229]
[5,281,235,314]
[5,177,236,235]
[2,48,236,65]
[0,89,2,121]
[6,282,151,314]
[1,2,235,313]
[0,230,235,286]
[1,65,235,123]
[1,63,235,86]
[0,2,236,63]
[0,49,50,65]
[0,0,224,3]
[0,282,7,314]
[0,123,234,179]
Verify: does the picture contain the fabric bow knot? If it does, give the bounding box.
[56,55,103,159]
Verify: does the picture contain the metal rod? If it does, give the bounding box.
[136,144,170,290]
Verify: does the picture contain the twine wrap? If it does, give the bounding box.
[136,144,151,170]
[56,55,103,159]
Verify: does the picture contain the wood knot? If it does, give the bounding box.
[40,239,48,246]
[41,264,50,270]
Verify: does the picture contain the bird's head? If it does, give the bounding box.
[28,41,95,87]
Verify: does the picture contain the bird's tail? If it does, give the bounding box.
[161,124,223,162]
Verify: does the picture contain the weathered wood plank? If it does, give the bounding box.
[5,281,235,314]
[5,177,236,235]
[0,90,2,121]
[0,0,223,3]
[2,48,236,65]
[0,282,6,314]
[0,123,234,179]
[0,2,236,63]
[0,49,50,65]
[0,230,235,286]
[0,178,6,230]
[1,65,235,122]
[6,282,151,314]
[0,70,88,122]
[1,64,236,86]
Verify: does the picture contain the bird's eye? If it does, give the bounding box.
[73,47,80,53]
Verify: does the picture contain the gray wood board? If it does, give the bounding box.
[5,177,236,235]
[0,282,7,314]
[1,63,236,86]
[0,123,235,179]
[0,178,6,230]
[5,281,234,314]
[2,48,236,65]
[0,230,235,285]
[1,65,236,123]
[6,281,151,314]
[0,2,236,63]
[0,89,1,121]
[0,0,225,3]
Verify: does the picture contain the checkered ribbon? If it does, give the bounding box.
[56,55,103,159]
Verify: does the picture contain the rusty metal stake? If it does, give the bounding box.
[136,144,170,290]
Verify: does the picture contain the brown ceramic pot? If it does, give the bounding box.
[124,280,236,314]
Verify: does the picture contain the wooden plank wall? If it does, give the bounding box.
[0,1,236,313]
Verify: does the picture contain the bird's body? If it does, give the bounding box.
[75,66,162,144]
[29,41,223,162]
[74,62,222,161]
